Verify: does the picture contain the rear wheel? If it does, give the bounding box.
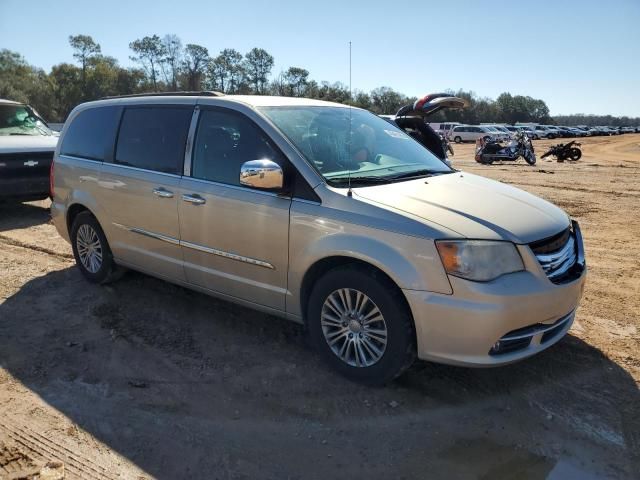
[70,212,121,284]
[307,265,416,385]
[454,136,462,143]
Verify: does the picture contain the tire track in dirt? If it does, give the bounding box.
[0,233,74,260]
[0,423,116,480]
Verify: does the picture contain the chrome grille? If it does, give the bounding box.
[530,222,585,284]
[535,235,577,280]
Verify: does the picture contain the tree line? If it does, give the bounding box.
[1,33,637,126]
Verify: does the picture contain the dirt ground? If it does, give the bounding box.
[0,134,638,479]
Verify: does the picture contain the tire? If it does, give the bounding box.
[454,136,462,143]
[70,211,121,284]
[524,151,537,165]
[568,148,582,161]
[306,265,416,385]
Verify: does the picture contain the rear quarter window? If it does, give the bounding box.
[115,106,192,175]
[60,106,122,161]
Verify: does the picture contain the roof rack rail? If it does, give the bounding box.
[102,91,224,100]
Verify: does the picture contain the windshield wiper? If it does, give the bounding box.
[9,132,33,136]
[329,176,393,187]
[384,169,452,181]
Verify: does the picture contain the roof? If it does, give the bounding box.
[98,92,350,109]
[225,95,349,108]
[102,91,223,99]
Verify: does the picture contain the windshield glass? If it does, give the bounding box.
[0,104,53,136]
[260,106,451,186]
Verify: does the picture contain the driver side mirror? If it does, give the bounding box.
[240,159,283,190]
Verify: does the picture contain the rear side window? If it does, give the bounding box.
[115,107,192,175]
[61,106,121,161]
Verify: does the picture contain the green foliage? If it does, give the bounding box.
[552,113,638,127]
[209,48,245,93]
[244,48,274,95]
[3,35,637,127]
[129,35,165,90]
[182,44,209,91]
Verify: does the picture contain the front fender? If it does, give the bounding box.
[287,202,453,318]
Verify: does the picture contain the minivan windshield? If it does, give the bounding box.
[260,106,452,186]
[0,104,53,136]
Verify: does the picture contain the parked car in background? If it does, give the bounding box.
[482,126,511,141]
[566,127,587,137]
[0,99,58,202]
[427,122,461,137]
[554,127,577,138]
[450,125,508,143]
[519,126,539,139]
[620,126,635,133]
[484,124,513,137]
[545,126,564,138]
[574,126,592,136]
[533,125,557,139]
[51,92,587,384]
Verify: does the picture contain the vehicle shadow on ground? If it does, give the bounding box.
[1,268,638,479]
[0,200,50,232]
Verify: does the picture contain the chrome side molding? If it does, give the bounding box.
[112,223,274,269]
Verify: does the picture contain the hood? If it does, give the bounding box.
[353,172,570,244]
[0,135,58,154]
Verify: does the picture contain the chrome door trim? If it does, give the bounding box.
[184,106,200,177]
[112,223,180,245]
[113,223,274,269]
[181,240,275,269]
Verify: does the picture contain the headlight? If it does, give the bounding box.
[436,240,524,282]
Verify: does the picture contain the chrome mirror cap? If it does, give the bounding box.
[240,159,283,190]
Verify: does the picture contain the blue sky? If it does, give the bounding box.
[1,0,639,116]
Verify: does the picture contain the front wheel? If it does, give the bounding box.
[568,148,582,161]
[453,136,462,143]
[524,151,537,165]
[71,212,121,284]
[307,265,416,385]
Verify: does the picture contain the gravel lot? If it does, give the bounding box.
[0,134,639,479]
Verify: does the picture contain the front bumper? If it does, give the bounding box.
[404,241,586,367]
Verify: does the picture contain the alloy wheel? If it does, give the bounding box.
[321,288,388,367]
[76,224,103,273]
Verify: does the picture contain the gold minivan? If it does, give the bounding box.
[51,93,586,384]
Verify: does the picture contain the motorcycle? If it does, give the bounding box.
[383,93,468,167]
[475,131,536,165]
[541,141,582,162]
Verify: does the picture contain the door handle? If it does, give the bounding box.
[153,187,174,198]
[182,193,206,205]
